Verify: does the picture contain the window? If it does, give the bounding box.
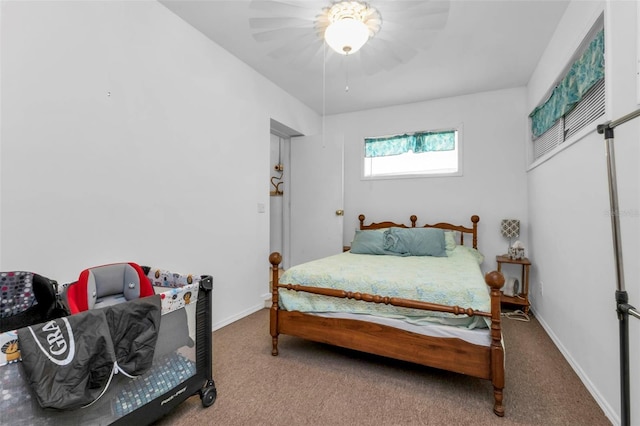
[530,25,604,161]
[363,128,461,179]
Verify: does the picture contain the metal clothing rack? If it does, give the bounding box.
[597,108,640,426]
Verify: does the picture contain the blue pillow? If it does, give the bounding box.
[350,230,405,255]
[383,227,447,257]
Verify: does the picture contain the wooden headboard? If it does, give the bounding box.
[358,214,480,249]
[422,215,480,249]
[358,214,417,230]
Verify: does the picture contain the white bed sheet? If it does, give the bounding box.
[308,311,492,347]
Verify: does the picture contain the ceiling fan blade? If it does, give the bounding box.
[252,26,316,43]
[246,0,452,76]
[286,41,326,68]
[378,1,451,19]
[356,48,392,75]
[249,0,322,19]
[266,32,323,61]
[249,17,314,29]
[363,37,419,71]
[377,21,442,50]
[382,13,449,32]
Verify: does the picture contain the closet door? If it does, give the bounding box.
[288,134,344,267]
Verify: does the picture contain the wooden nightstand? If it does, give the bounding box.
[496,255,531,314]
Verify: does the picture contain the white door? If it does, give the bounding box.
[287,134,344,267]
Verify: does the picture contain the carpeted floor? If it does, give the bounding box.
[154,309,611,425]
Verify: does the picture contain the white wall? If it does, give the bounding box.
[0,1,320,329]
[4,2,638,422]
[527,1,639,424]
[325,87,529,274]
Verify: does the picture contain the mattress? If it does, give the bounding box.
[278,245,490,329]
[308,312,492,347]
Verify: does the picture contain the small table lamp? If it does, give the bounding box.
[500,219,520,254]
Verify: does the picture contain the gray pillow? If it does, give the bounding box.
[383,227,447,257]
[350,230,404,255]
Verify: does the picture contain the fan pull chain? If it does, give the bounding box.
[344,53,349,92]
[322,39,326,148]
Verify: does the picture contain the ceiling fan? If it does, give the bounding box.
[249,1,451,76]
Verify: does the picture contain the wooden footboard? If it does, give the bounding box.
[268,252,506,416]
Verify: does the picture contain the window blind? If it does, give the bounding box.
[529,29,604,139]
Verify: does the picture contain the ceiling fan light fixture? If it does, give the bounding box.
[325,18,369,55]
[322,1,381,55]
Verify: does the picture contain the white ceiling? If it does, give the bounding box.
[160,0,569,115]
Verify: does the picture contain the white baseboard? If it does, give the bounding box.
[532,308,618,425]
[262,292,271,308]
[212,301,266,332]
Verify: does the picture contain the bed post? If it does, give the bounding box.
[269,252,282,356]
[410,215,417,227]
[485,270,505,417]
[471,215,480,249]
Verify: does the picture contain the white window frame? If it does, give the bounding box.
[361,125,463,181]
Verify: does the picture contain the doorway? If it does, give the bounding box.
[268,120,345,285]
[269,132,287,267]
[269,119,300,294]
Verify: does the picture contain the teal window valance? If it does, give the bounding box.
[529,29,604,139]
[365,130,455,158]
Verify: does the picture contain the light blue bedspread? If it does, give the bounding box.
[278,246,490,329]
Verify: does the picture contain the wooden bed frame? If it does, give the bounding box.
[269,214,506,416]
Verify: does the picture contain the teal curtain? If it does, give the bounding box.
[529,29,604,138]
[365,131,455,158]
